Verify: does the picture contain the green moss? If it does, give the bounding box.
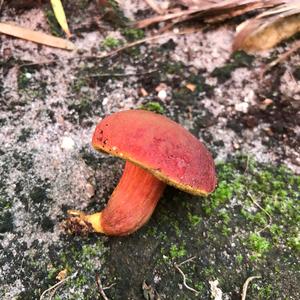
[139,102,164,114]
[122,28,145,42]
[194,282,205,293]
[93,155,299,299]
[187,212,202,227]
[247,233,271,258]
[287,235,300,252]
[169,244,187,259]
[256,283,275,299]
[211,51,255,83]
[236,253,243,264]
[102,36,123,49]
[201,162,243,215]
[48,240,108,299]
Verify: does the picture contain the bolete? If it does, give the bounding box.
[66,110,217,236]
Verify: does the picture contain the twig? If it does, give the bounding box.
[260,40,300,79]
[247,191,272,234]
[17,29,196,67]
[103,283,116,290]
[88,69,158,78]
[241,276,261,300]
[18,60,57,68]
[90,29,196,60]
[176,256,196,267]
[40,272,77,300]
[96,273,115,300]
[174,256,200,294]
[243,155,250,174]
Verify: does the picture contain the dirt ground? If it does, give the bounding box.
[0,1,299,299]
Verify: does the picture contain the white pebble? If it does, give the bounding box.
[158,90,167,101]
[61,136,75,150]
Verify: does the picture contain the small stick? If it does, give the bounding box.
[96,274,115,300]
[243,155,250,174]
[40,272,77,300]
[17,29,196,67]
[176,256,196,267]
[241,276,261,300]
[18,60,57,68]
[174,256,200,294]
[247,192,272,234]
[88,69,158,78]
[260,40,300,79]
[90,29,196,60]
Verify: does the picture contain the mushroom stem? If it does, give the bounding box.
[66,162,166,236]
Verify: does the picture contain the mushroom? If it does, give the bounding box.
[65,110,217,236]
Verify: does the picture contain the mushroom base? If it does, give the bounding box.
[64,162,166,236]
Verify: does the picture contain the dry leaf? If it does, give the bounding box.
[185,83,197,91]
[233,1,300,51]
[56,269,68,281]
[50,0,71,38]
[0,22,75,50]
[136,0,287,28]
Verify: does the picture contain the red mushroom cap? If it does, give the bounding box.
[92,110,217,195]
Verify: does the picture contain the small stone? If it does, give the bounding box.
[102,97,109,106]
[235,102,249,113]
[243,115,258,128]
[61,136,75,150]
[158,90,167,101]
[80,86,89,93]
[259,98,273,110]
[233,142,240,150]
[86,183,95,198]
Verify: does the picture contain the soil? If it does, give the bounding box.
[0,1,299,300]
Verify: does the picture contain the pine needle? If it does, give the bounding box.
[50,0,71,38]
[0,22,75,50]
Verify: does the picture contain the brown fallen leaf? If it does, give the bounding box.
[56,268,68,281]
[0,22,75,50]
[185,83,197,91]
[136,0,287,28]
[233,1,300,51]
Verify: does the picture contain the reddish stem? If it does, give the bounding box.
[101,161,166,235]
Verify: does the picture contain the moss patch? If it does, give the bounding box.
[105,155,299,299]
[211,51,255,83]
